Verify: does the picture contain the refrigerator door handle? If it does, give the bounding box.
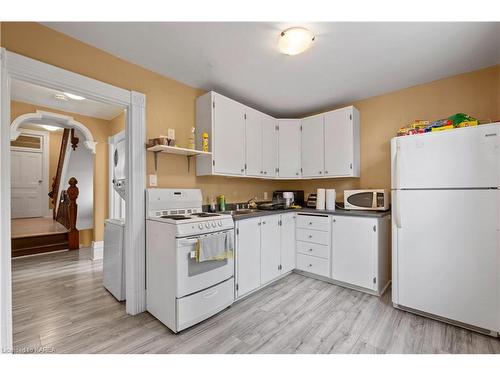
[395,190,402,228]
[395,140,401,189]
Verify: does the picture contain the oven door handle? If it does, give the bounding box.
[179,238,199,246]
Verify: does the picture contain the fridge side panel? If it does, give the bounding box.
[395,123,500,189]
[395,189,499,332]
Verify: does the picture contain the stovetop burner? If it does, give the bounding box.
[190,212,220,217]
[160,215,191,220]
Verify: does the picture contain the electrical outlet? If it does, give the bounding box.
[149,174,158,187]
[167,128,175,140]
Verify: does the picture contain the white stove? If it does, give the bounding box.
[146,188,235,333]
[147,188,233,237]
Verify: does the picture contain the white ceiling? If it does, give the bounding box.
[11,79,124,120]
[43,22,500,117]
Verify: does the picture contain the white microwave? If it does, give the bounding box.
[344,189,389,211]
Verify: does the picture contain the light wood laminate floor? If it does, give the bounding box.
[11,217,67,239]
[12,248,500,354]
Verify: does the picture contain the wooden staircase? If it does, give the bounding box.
[11,129,80,257]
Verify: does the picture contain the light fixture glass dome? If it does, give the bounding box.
[278,27,315,56]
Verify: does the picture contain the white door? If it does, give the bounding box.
[213,93,246,175]
[245,107,262,177]
[11,150,44,218]
[277,119,301,178]
[301,114,324,178]
[332,216,376,290]
[260,215,281,285]
[324,107,353,177]
[394,189,499,332]
[261,114,277,178]
[392,123,500,189]
[280,213,296,273]
[236,218,261,298]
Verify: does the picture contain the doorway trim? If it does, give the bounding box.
[0,49,147,352]
[10,127,51,218]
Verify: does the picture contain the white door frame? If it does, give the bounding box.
[10,127,51,218]
[0,48,147,352]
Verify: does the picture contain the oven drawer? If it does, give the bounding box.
[176,277,234,332]
[296,214,330,232]
[296,228,329,246]
[296,253,330,278]
[296,241,330,259]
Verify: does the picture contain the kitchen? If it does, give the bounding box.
[0,15,499,369]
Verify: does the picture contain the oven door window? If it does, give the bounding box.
[188,256,228,277]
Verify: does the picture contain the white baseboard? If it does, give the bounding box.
[91,241,104,260]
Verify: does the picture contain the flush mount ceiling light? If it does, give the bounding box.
[278,27,315,56]
[54,93,69,101]
[40,125,60,132]
[64,92,86,100]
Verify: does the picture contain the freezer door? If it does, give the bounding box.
[393,189,500,332]
[391,123,500,189]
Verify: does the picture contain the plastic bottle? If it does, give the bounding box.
[217,195,226,212]
[202,132,209,152]
[187,127,195,149]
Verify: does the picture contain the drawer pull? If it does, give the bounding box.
[308,248,313,252]
[203,290,219,299]
[308,235,313,239]
[309,222,313,225]
[308,264,312,267]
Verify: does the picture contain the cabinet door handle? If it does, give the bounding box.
[308,248,313,252]
[308,235,313,239]
[308,264,312,267]
[264,171,267,174]
[241,168,245,172]
[325,170,329,174]
[296,172,299,175]
[262,221,266,225]
[309,222,312,225]
[260,171,263,174]
[319,171,322,174]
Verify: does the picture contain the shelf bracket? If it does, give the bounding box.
[186,155,195,173]
[153,151,160,173]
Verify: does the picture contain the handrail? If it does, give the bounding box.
[56,177,79,250]
[49,129,70,219]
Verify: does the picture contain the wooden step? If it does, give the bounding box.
[12,232,69,257]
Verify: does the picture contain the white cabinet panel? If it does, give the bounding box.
[296,253,330,278]
[280,213,296,273]
[213,93,246,175]
[236,218,261,297]
[331,216,376,290]
[245,108,263,177]
[262,114,277,177]
[301,114,324,178]
[324,107,355,177]
[296,228,329,246]
[261,215,281,285]
[277,119,301,178]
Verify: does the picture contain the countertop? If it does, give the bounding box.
[230,207,391,221]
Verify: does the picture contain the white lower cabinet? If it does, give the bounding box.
[235,213,296,299]
[331,215,390,295]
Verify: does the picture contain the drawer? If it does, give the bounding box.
[296,253,330,278]
[296,241,330,259]
[296,214,330,232]
[177,278,234,332]
[296,228,330,246]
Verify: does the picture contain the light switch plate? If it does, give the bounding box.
[149,174,158,187]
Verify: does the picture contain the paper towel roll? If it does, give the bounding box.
[316,188,326,210]
[326,189,336,211]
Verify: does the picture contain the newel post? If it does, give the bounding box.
[67,177,79,250]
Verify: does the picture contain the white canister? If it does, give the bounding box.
[326,189,336,211]
[316,188,326,210]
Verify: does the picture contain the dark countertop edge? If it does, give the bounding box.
[231,207,391,221]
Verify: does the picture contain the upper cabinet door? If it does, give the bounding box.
[261,114,277,178]
[245,107,263,177]
[213,93,246,175]
[301,114,325,178]
[277,119,301,178]
[324,107,354,177]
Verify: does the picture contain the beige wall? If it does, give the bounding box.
[11,100,114,246]
[2,22,499,207]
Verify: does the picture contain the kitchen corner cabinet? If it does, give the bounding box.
[235,213,296,299]
[196,92,246,176]
[324,106,360,177]
[331,215,390,295]
[301,114,325,178]
[277,119,301,178]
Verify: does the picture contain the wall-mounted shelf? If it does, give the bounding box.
[147,145,211,172]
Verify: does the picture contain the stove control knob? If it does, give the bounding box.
[205,223,210,229]
[198,224,203,230]
[211,222,216,228]
[217,221,223,227]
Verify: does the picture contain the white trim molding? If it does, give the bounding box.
[91,241,104,260]
[0,48,147,352]
[11,110,97,153]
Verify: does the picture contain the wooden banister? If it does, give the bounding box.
[56,177,79,250]
[49,129,70,219]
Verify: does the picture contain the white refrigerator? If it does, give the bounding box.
[391,122,500,335]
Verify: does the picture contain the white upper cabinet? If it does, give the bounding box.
[261,114,277,178]
[277,119,301,178]
[301,114,325,178]
[245,107,263,177]
[324,106,360,177]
